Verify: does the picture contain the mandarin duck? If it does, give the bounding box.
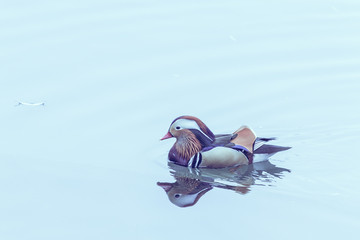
[160,116,290,168]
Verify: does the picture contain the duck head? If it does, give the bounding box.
[160,116,216,165]
[160,116,215,145]
[157,178,213,208]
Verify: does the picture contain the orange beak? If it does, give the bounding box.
[160,132,173,140]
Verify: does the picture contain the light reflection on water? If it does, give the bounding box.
[1,0,360,239]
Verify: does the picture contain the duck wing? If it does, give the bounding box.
[214,129,290,155]
[230,126,257,153]
[213,126,257,152]
[213,134,236,146]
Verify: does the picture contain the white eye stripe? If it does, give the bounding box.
[172,119,199,130]
[172,119,212,141]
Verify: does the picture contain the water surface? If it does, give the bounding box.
[1,0,360,239]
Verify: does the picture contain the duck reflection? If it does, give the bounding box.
[157,161,290,207]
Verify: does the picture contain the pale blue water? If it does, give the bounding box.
[1,0,360,239]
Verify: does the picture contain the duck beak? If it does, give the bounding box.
[160,132,173,140]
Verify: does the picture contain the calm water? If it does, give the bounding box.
[1,0,360,239]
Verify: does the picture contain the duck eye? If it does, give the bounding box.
[175,126,181,130]
[174,193,181,198]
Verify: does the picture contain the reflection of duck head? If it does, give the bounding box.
[157,178,212,207]
[158,161,290,207]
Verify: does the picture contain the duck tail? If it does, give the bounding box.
[254,144,291,154]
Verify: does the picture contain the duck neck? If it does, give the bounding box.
[175,134,202,162]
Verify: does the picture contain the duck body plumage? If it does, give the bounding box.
[161,116,290,168]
